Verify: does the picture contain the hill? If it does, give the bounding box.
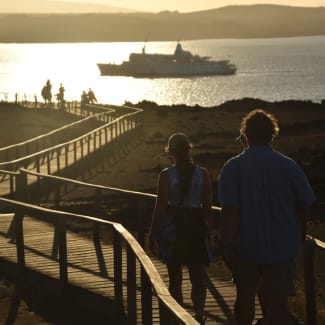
[0,5,325,42]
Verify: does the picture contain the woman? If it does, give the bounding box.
[149,133,212,324]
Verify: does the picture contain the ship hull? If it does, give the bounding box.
[97,61,236,77]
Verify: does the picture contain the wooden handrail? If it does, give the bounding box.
[0,197,199,324]
[18,168,222,212]
[0,169,19,176]
[0,169,19,196]
[0,106,143,171]
[0,110,114,154]
[0,111,118,165]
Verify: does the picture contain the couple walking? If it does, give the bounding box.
[149,109,315,325]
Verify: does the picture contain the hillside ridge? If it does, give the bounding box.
[1,5,325,42]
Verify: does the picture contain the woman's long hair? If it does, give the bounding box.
[166,133,194,201]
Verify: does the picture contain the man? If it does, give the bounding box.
[218,109,315,325]
[87,88,97,104]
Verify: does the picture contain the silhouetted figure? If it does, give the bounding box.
[219,109,315,325]
[80,90,89,109]
[56,83,65,109]
[87,88,97,104]
[41,79,52,107]
[149,133,213,324]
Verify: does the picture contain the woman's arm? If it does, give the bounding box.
[201,168,213,238]
[149,169,169,254]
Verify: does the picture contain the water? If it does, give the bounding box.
[0,36,325,107]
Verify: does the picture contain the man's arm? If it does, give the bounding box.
[202,168,213,238]
[220,205,239,247]
[296,207,311,244]
[220,205,239,270]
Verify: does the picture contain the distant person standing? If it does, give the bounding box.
[41,79,52,107]
[87,88,97,104]
[56,83,65,109]
[80,90,88,109]
[218,109,315,325]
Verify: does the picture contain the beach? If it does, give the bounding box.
[0,99,324,323]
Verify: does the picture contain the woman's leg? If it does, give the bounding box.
[188,264,206,319]
[167,263,183,305]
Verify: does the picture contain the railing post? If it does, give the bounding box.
[115,121,118,138]
[93,188,108,276]
[65,145,69,168]
[141,267,153,325]
[123,118,126,134]
[136,197,148,248]
[80,139,84,158]
[56,148,61,172]
[47,152,51,174]
[58,215,68,288]
[51,185,61,258]
[110,125,114,141]
[93,222,108,277]
[159,300,175,325]
[303,237,317,325]
[74,142,77,164]
[127,245,137,324]
[36,158,41,193]
[105,127,108,144]
[113,231,124,312]
[87,135,91,154]
[15,209,26,276]
[9,174,15,197]
[15,170,28,202]
[99,129,102,147]
[93,132,97,151]
[118,120,122,136]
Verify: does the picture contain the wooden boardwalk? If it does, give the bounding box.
[0,213,262,324]
[0,107,140,197]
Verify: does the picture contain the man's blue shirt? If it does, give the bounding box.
[219,145,315,264]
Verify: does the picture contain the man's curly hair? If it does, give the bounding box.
[240,109,279,144]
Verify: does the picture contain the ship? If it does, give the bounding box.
[97,42,237,78]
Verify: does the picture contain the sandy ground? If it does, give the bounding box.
[0,100,325,323]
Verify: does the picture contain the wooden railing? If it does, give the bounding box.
[0,169,18,197]
[0,107,143,196]
[0,197,199,325]
[0,92,40,105]
[0,91,87,112]
[0,108,115,162]
[8,168,325,325]
[16,168,159,247]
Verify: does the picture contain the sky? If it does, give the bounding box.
[1,0,325,13]
[64,0,325,12]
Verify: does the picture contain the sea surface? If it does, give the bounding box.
[0,36,325,107]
